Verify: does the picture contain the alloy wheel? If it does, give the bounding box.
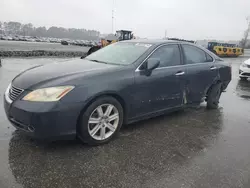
[88,104,119,140]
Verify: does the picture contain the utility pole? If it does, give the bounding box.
[112,0,115,34]
[242,16,250,48]
[164,30,167,39]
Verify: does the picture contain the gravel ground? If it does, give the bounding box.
[0,57,250,188]
[0,40,90,52]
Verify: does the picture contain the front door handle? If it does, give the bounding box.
[175,71,185,76]
[210,66,217,70]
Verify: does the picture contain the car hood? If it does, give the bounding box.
[12,59,119,89]
[244,58,250,65]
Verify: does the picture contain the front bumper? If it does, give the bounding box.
[4,94,83,141]
[239,65,250,78]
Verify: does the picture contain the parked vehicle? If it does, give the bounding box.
[18,36,27,41]
[4,40,231,145]
[6,36,13,40]
[12,36,19,41]
[34,37,42,42]
[198,41,244,57]
[0,35,8,40]
[49,38,59,43]
[239,58,250,81]
[82,40,89,46]
[26,37,36,42]
[61,40,69,45]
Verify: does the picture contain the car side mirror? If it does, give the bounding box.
[147,58,160,71]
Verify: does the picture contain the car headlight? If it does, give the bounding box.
[241,62,247,67]
[22,86,74,102]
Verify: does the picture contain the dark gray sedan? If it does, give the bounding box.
[4,40,231,145]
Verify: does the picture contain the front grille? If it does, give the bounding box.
[241,73,250,77]
[9,85,24,101]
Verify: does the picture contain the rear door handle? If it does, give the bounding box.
[175,71,185,76]
[210,66,217,70]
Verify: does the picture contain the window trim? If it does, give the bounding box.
[205,53,214,62]
[181,43,215,65]
[135,43,183,72]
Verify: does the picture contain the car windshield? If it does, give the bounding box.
[86,42,152,65]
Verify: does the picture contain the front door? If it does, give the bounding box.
[132,44,186,117]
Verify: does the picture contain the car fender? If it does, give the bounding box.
[77,90,129,124]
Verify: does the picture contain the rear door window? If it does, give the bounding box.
[182,44,213,64]
[206,53,213,62]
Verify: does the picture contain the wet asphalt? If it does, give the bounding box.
[0,57,250,188]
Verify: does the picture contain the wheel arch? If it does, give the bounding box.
[76,92,128,133]
[206,79,222,96]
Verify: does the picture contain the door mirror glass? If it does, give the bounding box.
[147,58,160,70]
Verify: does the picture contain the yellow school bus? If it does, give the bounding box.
[206,42,243,57]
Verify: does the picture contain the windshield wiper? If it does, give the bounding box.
[87,59,107,64]
[86,58,123,66]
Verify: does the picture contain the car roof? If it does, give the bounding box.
[121,39,185,45]
[120,39,221,60]
[116,30,132,32]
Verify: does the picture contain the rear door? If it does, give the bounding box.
[132,44,186,116]
[181,44,219,104]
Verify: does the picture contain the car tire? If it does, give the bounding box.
[78,96,123,145]
[206,82,222,109]
[240,77,248,81]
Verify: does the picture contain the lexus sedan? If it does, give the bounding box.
[4,40,231,145]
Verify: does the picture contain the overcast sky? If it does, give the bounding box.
[1,0,250,40]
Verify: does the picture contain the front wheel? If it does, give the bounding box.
[206,82,222,109]
[78,96,123,145]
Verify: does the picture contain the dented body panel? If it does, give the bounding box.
[133,66,186,117]
[184,62,219,104]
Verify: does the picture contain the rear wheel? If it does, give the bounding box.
[78,96,123,145]
[207,82,222,109]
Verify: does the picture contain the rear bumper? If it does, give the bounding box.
[4,94,84,141]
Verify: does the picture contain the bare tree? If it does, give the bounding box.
[240,16,250,48]
[0,21,100,40]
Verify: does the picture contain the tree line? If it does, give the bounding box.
[0,21,100,40]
